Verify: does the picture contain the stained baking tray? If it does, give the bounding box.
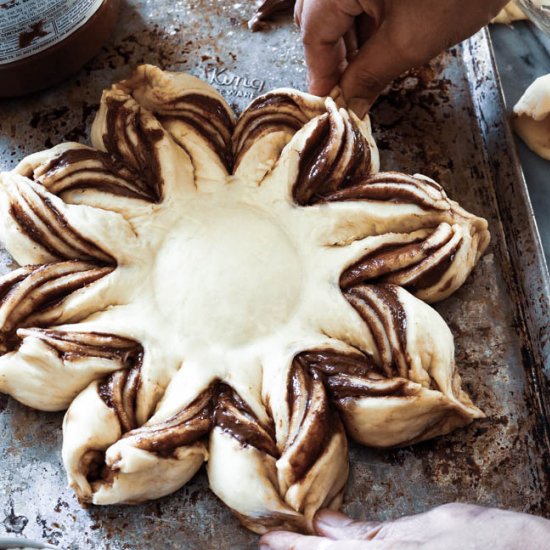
[1,1,549,549]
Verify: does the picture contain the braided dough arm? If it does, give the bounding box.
[311,284,483,448]
[63,375,211,505]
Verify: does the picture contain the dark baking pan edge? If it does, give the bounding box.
[464,28,550,484]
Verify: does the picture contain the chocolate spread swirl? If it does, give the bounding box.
[101,94,164,202]
[340,222,462,291]
[18,328,142,362]
[402,235,462,292]
[0,262,114,353]
[325,172,450,211]
[233,92,325,169]
[293,104,370,205]
[345,284,409,379]
[157,93,234,171]
[297,348,414,400]
[34,147,158,202]
[118,389,213,457]
[8,178,114,263]
[94,378,282,463]
[99,368,141,433]
[284,358,338,483]
[214,384,279,458]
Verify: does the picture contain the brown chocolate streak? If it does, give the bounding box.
[127,390,213,457]
[0,262,114,352]
[345,284,408,376]
[103,96,163,202]
[293,112,368,205]
[284,358,335,483]
[298,348,414,400]
[170,93,234,135]
[232,93,318,167]
[340,240,425,288]
[10,184,113,262]
[159,93,233,169]
[214,384,279,458]
[40,148,155,201]
[405,240,461,291]
[325,172,446,210]
[97,379,279,460]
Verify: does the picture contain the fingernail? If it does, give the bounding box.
[315,509,353,527]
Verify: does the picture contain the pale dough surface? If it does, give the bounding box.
[0,65,490,535]
[514,73,550,160]
[492,1,528,24]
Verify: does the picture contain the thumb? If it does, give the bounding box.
[314,509,383,540]
[339,27,412,110]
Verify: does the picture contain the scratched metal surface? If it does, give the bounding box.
[1,1,550,549]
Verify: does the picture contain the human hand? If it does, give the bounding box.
[259,503,550,549]
[295,0,508,112]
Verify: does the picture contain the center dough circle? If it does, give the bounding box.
[153,199,303,347]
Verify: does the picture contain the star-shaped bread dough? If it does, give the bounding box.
[0,65,489,534]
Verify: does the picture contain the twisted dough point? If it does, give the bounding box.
[1,174,114,263]
[63,378,209,506]
[116,64,236,171]
[208,364,347,535]
[293,101,371,204]
[0,261,113,353]
[340,284,483,447]
[233,87,379,186]
[92,90,166,201]
[233,89,325,169]
[25,144,158,202]
[0,323,136,411]
[332,172,490,303]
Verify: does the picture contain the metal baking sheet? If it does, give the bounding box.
[1,1,550,548]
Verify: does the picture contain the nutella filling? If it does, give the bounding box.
[128,405,212,457]
[0,262,114,353]
[325,172,450,211]
[284,359,339,483]
[102,96,165,203]
[19,327,142,361]
[36,148,157,201]
[214,384,279,458]
[232,91,324,168]
[157,93,234,170]
[7,179,114,262]
[340,223,458,290]
[299,348,414,399]
[405,240,461,291]
[345,284,409,378]
[294,106,370,205]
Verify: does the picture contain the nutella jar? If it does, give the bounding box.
[0,0,120,98]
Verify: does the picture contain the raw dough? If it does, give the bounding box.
[514,73,550,160]
[0,65,490,534]
[492,1,528,24]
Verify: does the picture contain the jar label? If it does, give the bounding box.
[0,0,104,65]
